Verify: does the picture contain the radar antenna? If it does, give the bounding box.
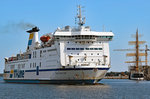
[76,5,85,26]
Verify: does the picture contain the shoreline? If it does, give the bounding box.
[0,74,3,77]
[104,76,129,79]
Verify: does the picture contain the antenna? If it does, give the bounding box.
[103,25,105,32]
[76,5,86,26]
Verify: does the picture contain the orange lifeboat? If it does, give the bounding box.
[40,36,50,43]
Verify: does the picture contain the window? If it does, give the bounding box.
[35,51,36,58]
[33,52,34,58]
[30,63,32,68]
[94,48,98,50]
[78,59,79,61]
[98,48,103,50]
[22,64,25,68]
[86,48,89,50]
[40,62,41,67]
[77,53,79,55]
[84,53,86,55]
[67,42,69,43]
[80,48,84,50]
[97,53,99,55]
[91,59,93,61]
[71,48,75,50]
[40,50,42,57]
[76,48,79,50]
[67,48,71,50]
[90,48,93,50]
[91,53,93,55]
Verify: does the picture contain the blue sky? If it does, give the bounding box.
[0,0,150,73]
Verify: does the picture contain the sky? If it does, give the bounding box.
[0,0,150,73]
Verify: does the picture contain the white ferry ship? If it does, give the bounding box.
[3,6,114,84]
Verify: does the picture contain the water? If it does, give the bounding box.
[0,77,150,99]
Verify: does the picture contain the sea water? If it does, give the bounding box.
[0,77,150,99]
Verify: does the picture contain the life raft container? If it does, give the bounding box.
[40,36,50,43]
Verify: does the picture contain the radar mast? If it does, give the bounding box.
[77,5,85,26]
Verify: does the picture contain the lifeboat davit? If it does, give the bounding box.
[40,36,50,42]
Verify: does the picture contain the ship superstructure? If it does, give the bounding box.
[3,6,114,84]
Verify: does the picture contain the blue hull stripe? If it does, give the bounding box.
[4,79,102,84]
[4,68,109,73]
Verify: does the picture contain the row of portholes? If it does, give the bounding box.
[67,48,102,50]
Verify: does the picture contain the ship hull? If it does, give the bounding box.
[4,68,109,84]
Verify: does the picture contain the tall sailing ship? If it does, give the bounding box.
[3,6,114,84]
[126,29,146,80]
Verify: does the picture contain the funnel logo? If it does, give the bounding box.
[28,33,34,45]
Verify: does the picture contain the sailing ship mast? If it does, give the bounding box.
[126,29,146,72]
